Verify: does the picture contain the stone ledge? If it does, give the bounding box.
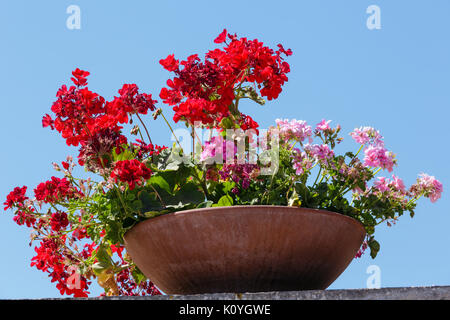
[84,285,449,300]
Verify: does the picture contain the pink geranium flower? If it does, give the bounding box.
[350,126,384,147]
[416,173,443,203]
[304,144,334,162]
[315,119,331,132]
[276,119,312,143]
[363,145,396,172]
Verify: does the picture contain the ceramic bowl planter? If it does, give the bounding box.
[123,205,366,295]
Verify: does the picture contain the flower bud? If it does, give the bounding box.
[130,125,140,136]
[152,108,162,120]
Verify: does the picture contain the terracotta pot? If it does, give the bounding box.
[123,205,365,294]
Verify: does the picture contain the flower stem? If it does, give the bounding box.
[406,194,423,207]
[289,141,297,152]
[192,167,209,198]
[160,111,183,151]
[115,188,130,216]
[148,184,166,208]
[191,126,195,160]
[312,166,323,187]
[136,127,145,142]
[372,167,382,176]
[354,144,364,158]
[136,114,153,145]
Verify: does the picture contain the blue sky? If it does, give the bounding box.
[1,0,449,298]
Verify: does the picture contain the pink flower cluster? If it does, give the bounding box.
[350,126,384,146]
[355,240,368,259]
[291,148,314,175]
[349,126,396,172]
[200,136,237,163]
[373,175,406,193]
[275,119,312,143]
[412,173,443,203]
[371,175,408,204]
[219,163,259,193]
[363,145,396,172]
[304,144,334,163]
[315,119,332,132]
[369,173,443,205]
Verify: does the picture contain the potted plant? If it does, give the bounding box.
[4,29,443,297]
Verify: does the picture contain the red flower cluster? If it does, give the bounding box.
[113,83,157,123]
[71,68,90,86]
[13,207,36,227]
[239,114,260,134]
[209,34,292,101]
[111,159,152,190]
[34,177,80,204]
[43,69,159,168]
[116,268,161,296]
[160,53,234,125]
[159,29,292,127]
[132,139,167,160]
[31,237,90,297]
[109,244,161,296]
[78,128,128,170]
[3,186,28,210]
[50,211,69,232]
[45,82,107,147]
[159,54,179,72]
[81,242,97,260]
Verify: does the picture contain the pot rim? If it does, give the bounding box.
[125,205,366,238]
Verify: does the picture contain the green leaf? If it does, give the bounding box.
[222,181,235,194]
[219,117,234,129]
[131,267,147,285]
[126,193,136,201]
[113,146,134,161]
[152,147,173,170]
[196,201,213,208]
[105,220,122,244]
[95,244,113,267]
[169,182,205,206]
[143,210,169,218]
[152,144,192,171]
[138,190,164,211]
[217,195,233,207]
[131,199,143,211]
[149,175,172,195]
[92,261,110,276]
[122,217,138,229]
[368,238,380,259]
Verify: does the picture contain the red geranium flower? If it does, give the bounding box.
[4,186,28,210]
[34,177,80,204]
[214,29,228,44]
[42,114,54,129]
[71,68,90,86]
[111,159,152,190]
[159,54,179,72]
[159,30,292,126]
